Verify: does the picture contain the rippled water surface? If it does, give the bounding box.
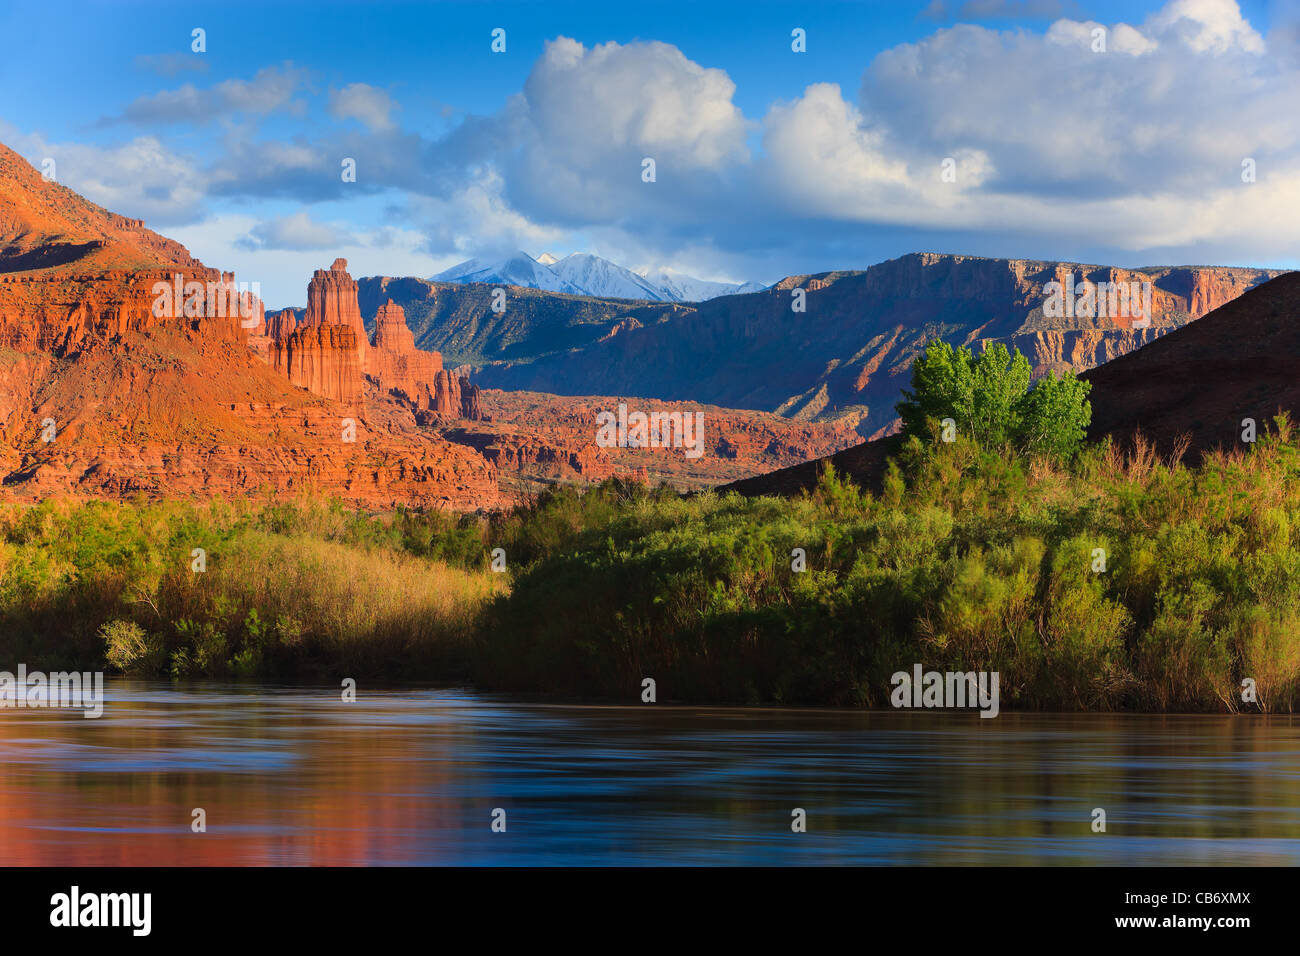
[2,682,1298,865]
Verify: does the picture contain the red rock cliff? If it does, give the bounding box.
[267,261,367,406]
[429,368,483,420]
[271,322,363,408]
[369,298,443,409]
[305,257,368,371]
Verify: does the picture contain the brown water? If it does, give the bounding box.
[2,681,1299,865]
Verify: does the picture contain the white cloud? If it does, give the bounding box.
[167,214,447,308]
[236,211,350,251]
[10,0,1299,283]
[727,0,1300,260]
[1046,20,1159,55]
[1148,0,1265,54]
[759,83,911,218]
[519,37,748,170]
[410,167,569,259]
[498,36,751,223]
[105,64,310,126]
[328,83,398,132]
[5,129,206,225]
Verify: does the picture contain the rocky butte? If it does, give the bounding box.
[0,143,499,509]
[262,260,483,421]
[724,268,1300,499]
[372,298,483,419]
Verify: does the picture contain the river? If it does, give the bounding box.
[1,682,1298,865]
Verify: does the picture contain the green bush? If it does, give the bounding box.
[897,340,1091,460]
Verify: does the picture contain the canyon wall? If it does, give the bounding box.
[465,253,1285,438]
[0,144,502,509]
[270,322,364,408]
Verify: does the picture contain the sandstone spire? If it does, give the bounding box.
[267,259,366,407]
[370,298,442,410]
[305,257,368,372]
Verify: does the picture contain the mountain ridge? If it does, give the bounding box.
[432,249,761,302]
[459,252,1283,437]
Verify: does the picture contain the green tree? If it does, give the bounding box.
[896,340,1091,458]
[1019,369,1092,458]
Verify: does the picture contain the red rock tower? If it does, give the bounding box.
[272,323,363,408]
[370,298,443,410]
[305,257,368,372]
[372,299,426,356]
[267,259,365,407]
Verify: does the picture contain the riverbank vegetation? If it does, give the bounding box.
[0,498,502,681]
[480,420,1300,712]
[2,422,1300,711]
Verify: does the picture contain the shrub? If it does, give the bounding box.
[897,340,1091,460]
[101,619,165,673]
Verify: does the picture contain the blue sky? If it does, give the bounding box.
[1,0,1295,306]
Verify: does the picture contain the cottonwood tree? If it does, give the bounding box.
[896,340,1091,459]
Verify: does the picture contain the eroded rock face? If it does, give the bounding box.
[367,297,485,420]
[466,253,1285,439]
[1082,271,1300,458]
[726,270,1300,500]
[304,257,368,372]
[265,308,299,341]
[271,322,363,408]
[469,389,860,491]
[264,262,370,408]
[369,298,443,410]
[0,269,260,355]
[429,369,483,420]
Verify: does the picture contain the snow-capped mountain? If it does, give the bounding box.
[639,267,766,302]
[432,252,587,295]
[431,251,761,302]
[549,253,672,301]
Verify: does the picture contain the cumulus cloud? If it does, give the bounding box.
[168,215,444,307]
[823,0,1299,238]
[328,83,398,132]
[758,83,911,218]
[383,3,1300,265]
[407,167,570,260]
[518,37,748,170]
[5,129,206,226]
[1148,0,1265,54]
[498,36,751,223]
[25,0,1300,283]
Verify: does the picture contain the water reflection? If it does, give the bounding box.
[1,682,1298,865]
